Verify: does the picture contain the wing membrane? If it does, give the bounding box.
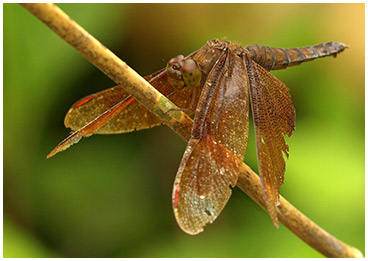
[64,69,198,134]
[48,44,217,158]
[173,50,250,234]
[173,136,243,234]
[64,45,210,134]
[246,57,296,227]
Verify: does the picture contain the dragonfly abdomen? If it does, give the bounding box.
[246,42,348,71]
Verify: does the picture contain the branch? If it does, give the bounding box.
[21,3,362,258]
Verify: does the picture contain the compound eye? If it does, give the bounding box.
[167,54,185,81]
[168,54,185,66]
[166,55,201,90]
[182,59,202,88]
[181,59,197,74]
[166,54,185,90]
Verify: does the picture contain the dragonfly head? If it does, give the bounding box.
[167,54,202,90]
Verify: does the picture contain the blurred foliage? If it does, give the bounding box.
[4,3,364,258]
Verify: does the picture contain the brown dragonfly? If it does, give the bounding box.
[47,39,347,235]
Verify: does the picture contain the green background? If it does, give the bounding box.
[4,3,364,258]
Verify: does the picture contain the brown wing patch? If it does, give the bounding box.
[64,70,162,134]
[64,69,200,134]
[173,136,243,235]
[173,50,250,234]
[63,44,212,135]
[203,51,249,159]
[246,57,296,227]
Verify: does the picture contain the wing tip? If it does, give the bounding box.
[266,200,280,229]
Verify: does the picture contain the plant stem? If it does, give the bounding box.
[20,3,363,258]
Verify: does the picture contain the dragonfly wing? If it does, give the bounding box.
[47,96,135,158]
[173,136,244,235]
[246,57,296,227]
[48,47,210,158]
[64,47,205,134]
[173,50,250,234]
[64,69,167,134]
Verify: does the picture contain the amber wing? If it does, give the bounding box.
[173,49,250,235]
[64,69,198,134]
[62,43,213,135]
[47,45,211,158]
[245,55,296,227]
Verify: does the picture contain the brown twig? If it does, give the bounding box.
[20,3,363,258]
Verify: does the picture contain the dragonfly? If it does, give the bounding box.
[47,39,347,235]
